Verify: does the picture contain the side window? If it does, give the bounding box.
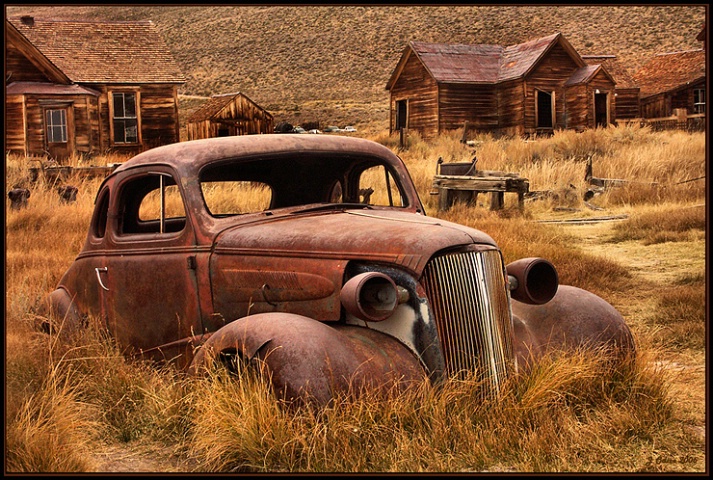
[201,180,272,216]
[91,187,110,239]
[111,91,139,144]
[357,165,405,207]
[119,173,186,235]
[45,109,68,143]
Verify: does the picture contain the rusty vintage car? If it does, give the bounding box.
[40,134,635,405]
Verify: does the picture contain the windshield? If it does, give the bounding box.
[199,153,408,217]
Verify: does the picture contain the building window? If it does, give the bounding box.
[693,88,705,114]
[112,92,139,143]
[46,109,67,143]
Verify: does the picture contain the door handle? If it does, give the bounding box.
[95,267,109,291]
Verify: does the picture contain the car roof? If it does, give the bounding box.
[112,134,403,177]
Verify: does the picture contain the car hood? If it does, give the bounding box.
[212,209,498,275]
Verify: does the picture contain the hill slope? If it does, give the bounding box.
[5,5,707,128]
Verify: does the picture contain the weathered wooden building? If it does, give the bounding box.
[5,16,185,160]
[582,55,640,120]
[186,92,274,140]
[633,49,706,119]
[386,33,616,138]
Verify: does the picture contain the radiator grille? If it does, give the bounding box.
[421,249,514,394]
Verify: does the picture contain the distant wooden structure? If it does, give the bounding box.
[431,158,529,211]
[386,33,616,139]
[5,16,185,160]
[633,49,706,121]
[186,92,274,140]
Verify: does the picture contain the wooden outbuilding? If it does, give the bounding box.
[386,33,617,138]
[633,49,706,119]
[186,92,274,140]
[5,16,185,160]
[582,55,640,120]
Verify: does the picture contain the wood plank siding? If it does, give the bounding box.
[388,51,439,138]
[523,43,582,133]
[438,83,498,133]
[186,93,274,140]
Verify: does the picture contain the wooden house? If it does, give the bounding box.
[633,49,706,120]
[5,15,185,160]
[186,92,274,140]
[386,33,616,138]
[582,55,640,120]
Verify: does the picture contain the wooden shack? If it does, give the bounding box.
[582,55,640,120]
[186,92,274,140]
[633,49,706,119]
[5,16,185,160]
[386,33,616,138]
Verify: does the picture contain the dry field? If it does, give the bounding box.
[4,125,707,473]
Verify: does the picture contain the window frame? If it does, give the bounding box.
[693,88,705,114]
[45,108,68,144]
[109,89,141,146]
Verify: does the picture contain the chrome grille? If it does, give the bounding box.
[421,249,514,395]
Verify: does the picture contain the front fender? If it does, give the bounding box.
[34,288,85,337]
[511,285,635,369]
[189,313,426,406]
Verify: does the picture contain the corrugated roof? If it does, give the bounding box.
[393,33,578,87]
[633,49,705,97]
[6,81,100,96]
[498,33,561,81]
[410,42,503,83]
[564,65,602,86]
[7,16,185,84]
[582,55,638,89]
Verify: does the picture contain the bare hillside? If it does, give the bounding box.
[5,5,707,127]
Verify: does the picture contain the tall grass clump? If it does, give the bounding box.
[610,204,706,244]
[185,346,681,473]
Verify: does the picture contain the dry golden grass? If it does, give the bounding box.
[4,125,706,472]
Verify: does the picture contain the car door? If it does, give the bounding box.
[100,167,202,363]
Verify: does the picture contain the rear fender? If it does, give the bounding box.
[511,285,635,370]
[189,313,426,406]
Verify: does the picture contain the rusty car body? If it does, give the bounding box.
[40,134,635,405]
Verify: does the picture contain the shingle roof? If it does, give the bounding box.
[186,93,273,123]
[582,55,638,89]
[7,16,185,84]
[633,49,705,97]
[389,33,582,88]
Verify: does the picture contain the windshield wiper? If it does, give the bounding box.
[290,203,373,214]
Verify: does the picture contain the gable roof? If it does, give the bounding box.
[186,92,273,123]
[633,49,706,97]
[386,33,585,89]
[563,65,615,87]
[581,55,638,89]
[7,16,185,84]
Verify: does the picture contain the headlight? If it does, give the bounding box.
[340,272,408,322]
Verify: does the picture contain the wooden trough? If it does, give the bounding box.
[431,158,530,212]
